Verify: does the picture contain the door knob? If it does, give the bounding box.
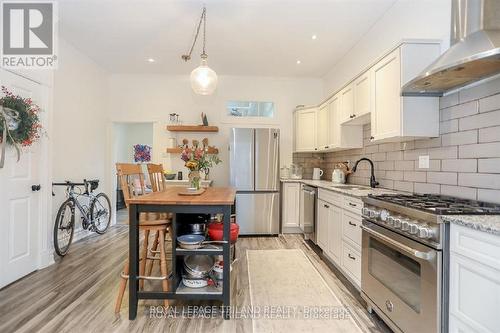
[31,184,41,191]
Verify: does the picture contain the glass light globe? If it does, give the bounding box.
[190,57,217,95]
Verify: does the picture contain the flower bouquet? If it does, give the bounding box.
[180,138,221,190]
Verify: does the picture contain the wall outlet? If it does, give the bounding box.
[419,155,430,169]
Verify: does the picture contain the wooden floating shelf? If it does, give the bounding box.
[166,125,219,132]
[166,147,219,154]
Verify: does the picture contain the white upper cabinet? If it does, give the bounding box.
[316,103,330,150]
[339,83,354,124]
[328,94,340,147]
[350,70,371,124]
[294,107,317,152]
[370,42,441,142]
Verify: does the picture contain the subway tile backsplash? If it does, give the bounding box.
[293,77,500,204]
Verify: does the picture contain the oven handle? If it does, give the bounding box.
[361,225,435,261]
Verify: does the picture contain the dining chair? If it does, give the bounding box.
[114,163,171,313]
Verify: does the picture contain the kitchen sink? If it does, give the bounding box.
[330,185,367,190]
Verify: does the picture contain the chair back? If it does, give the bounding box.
[147,163,166,192]
[116,163,146,208]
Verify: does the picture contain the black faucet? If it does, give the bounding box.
[352,158,379,188]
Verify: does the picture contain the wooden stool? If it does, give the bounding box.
[115,163,172,313]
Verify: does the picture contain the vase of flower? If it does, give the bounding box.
[181,138,221,190]
[188,170,201,190]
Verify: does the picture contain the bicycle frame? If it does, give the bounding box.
[67,186,96,226]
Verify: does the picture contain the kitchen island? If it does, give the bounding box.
[127,186,236,320]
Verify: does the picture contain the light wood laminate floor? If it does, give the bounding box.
[0,210,391,333]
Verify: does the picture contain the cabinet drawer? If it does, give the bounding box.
[341,241,361,286]
[318,188,342,206]
[450,224,500,271]
[342,210,362,246]
[343,196,363,214]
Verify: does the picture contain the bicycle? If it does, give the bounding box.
[52,179,112,256]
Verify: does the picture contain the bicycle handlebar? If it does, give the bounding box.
[52,181,86,187]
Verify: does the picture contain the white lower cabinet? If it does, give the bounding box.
[341,241,361,286]
[316,199,329,250]
[449,224,500,333]
[327,204,342,264]
[281,182,300,229]
[317,189,362,288]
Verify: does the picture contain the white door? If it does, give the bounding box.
[0,70,45,288]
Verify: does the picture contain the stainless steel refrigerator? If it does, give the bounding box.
[229,128,280,235]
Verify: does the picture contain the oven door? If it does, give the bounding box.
[361,220,442,333]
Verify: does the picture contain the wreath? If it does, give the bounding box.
[0,86,43,168]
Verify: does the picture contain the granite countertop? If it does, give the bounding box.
[440,215,500,236]
[280,178,401,198]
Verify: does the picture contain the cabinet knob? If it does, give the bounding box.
[348,221,357,227]
[348,253,356,260]
[31,184,41,192]
[370,136,375,141]
[324,204,330,208]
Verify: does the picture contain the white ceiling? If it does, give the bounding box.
[59,0,398,77]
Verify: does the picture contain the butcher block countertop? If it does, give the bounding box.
[127,186,236,205]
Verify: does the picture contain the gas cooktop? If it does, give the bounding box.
[367,193,500,215]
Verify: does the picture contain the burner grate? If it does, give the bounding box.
[368,193,500,215]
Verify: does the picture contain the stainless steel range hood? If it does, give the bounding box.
[402,0,500,97]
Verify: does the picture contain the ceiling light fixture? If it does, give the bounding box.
[147,58,155,63]
[296,60,301,64]
[311,35,317,40]
[181,6,217,95]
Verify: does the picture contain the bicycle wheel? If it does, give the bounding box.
[54,199,75,257]
[90,193,112,234]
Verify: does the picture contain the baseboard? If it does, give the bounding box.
[38,249,55,269]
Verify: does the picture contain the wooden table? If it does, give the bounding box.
[127,187,236,320]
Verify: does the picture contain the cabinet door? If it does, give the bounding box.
[339,83,354,124]
[328,94,340,147]
[327,205,342,264]
[372,48,401,141]
[316,104,329,150]
[353,71,371,118]
[449,254,500,332]
[295,108,317,151]
[282,183,300,228]
[316,200,329,250]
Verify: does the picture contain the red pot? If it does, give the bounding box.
[208,222,239,243]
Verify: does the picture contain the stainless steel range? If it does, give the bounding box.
[360,194,500,333]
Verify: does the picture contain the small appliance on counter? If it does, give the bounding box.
[312,168,323,180]
[280,166,290,179]
[332,162,349,184]
[289,164,303,180]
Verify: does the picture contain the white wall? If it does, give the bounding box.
[52,38,110,236]
[323,0,451,97]
[113,122,154,164]
[107,74,323,186]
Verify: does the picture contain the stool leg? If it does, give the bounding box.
[145,231,159,277]
[115,260,129,314]
[158,231,170,307]
[139,229,150,290]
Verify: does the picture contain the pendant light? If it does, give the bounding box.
[181,6,218,95]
